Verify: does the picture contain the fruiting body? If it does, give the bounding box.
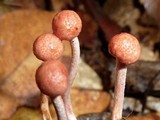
[52,10,82,40]
[52,10,82,120]
[33,33,64,61]
[109,33,141,64]
[108,33,141,120]
[36,60,68,97]
[34,10,82,120]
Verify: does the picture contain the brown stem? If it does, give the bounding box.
[41,93,52,120]
[63,37,80,120]
[52,96,68,120]
[81,0,121,40]
[112,59,127,120]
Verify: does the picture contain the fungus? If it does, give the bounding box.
[52,10,82,40]
[108,33,141,120]
[33,33,66,120]
[33,33,64,61]
[52,10,82,120]
[36,60,68,120]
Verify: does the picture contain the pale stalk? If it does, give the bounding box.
[63,37,80,120]
[112,59,127,120]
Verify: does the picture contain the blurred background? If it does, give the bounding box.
[0,0,160,119]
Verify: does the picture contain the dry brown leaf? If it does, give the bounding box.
[71,89,110,116]
[0,10,55,119]
[3,0,37,9]
[50,0,73,11]
[0,93,20,119]
[0,10,54,82]
[128,113,160,120]
[1,53,41,98]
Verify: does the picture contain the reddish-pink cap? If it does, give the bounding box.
[36,60,68,97]
[108,33,141,64]
[33,33,64,61]
[52,10,82,40]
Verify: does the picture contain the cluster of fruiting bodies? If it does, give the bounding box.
[33,10,82,120]
[33,10,141,120]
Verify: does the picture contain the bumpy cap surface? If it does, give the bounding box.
[36,60,68,97]
[108,33,141,64]
[33,33,64,61]
[52,10,82,40]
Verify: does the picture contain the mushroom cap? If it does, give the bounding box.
[108,33,141,64]
[36,60,68,97]
[33,33,64,61]
[52,10,82,40]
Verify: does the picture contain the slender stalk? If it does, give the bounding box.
[112,59,127,120]
[52,96,68,120]
[41,93,52,120]
[68,37,80,85]
[63,37,80,120]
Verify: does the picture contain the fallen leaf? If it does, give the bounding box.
[128,113,160,120]
[0,53,41,98]
[10,107,42,120]
[0,93,20,119]
[140,44,159,61]
[0,10,55,119]
[0,10,54,82]
[71,89,110,116]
